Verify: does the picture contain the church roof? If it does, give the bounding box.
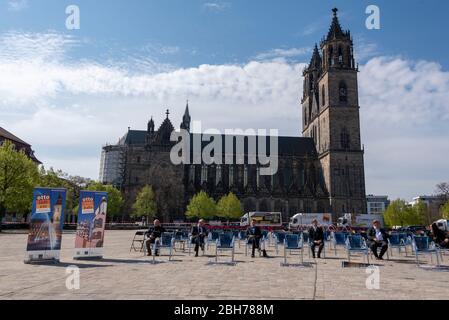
[121,130,317,158]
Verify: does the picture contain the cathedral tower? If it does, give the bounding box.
[302,8,367,216]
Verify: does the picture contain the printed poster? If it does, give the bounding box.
[25,188,66,263]
[74,191,108,259]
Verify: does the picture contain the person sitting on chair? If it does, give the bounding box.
[145,219,166,256]
[367,220,389,260]
[431,223,449,249]
[309,219,325,259]
[247,219,268,258]
[191,219,208,257]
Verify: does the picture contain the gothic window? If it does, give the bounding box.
[321,85,325,106]
[216,165,222,186]
[189,165,195,183]
[329,46,334,66]
[256,167,260,188]
[338,46,343,64]
[201,165,208,184]
[244,165,248,187]
[229,166,234,186]
[341,128,350,150]
[339,81,348,103]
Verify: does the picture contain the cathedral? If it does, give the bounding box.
[99,8,367,222]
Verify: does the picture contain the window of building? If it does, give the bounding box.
[229,166,234,187]
[216,165,222,185]
[339,81,348,102]
[321,85,325,106]
[201,165,208,184]
[341,127,350,149]
[244,165,248,187]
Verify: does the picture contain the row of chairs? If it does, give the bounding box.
[130,229,449,267]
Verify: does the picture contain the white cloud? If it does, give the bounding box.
[1,31,448,200]
[203,2,230,12]
[254,47,312,62]
[7,0,28,12]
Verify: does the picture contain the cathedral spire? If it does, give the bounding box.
[180,100,191,132]
[147,116,154,133]
[308,44,322,71]
[326,8,348,41]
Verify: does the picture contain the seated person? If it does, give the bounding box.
[308,219,325,259]
[367,220,389,260]
[246,219,268,258]
[191,219,208,257]
[145,219,166,256]
[431,223,449,249]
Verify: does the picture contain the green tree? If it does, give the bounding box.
[186,191,217,220]
[132,185,157,224]
[441,201,449,220]
[0,141,39,231]
[413,200,429,225]
[384,199,426,227]
[38,167,78,217]
[86,182,124,220]
[216,192,243,221]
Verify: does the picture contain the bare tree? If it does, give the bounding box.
[435,182,449,201]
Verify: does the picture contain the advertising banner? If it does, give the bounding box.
[25,188,66,263]
[74,191,108,259]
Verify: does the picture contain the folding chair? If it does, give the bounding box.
[331,232,349,256]
[412,236,440,267]
[215,233,235,263]
[146,233,175,263]
[346,234,370,264]
[273,232,287,255]
[207,231,221,252]
[308,237,326,259]
[130,230,147,252]
[388,233,408,256]
[281,234,304,266]
[238,230,247,248]
[245,234,266,256]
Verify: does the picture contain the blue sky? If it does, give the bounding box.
[1,0,448,68]
[0,0,448,201]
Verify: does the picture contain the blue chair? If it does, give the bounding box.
[148,233,175,262]
[388,233,409,256]
[331,232,349,255]
[273,232,287,254]
[238,230,247,248]
[207,231,221,251]
[412,236,440,267]
[346,235,370,263]
[215,233,235,263]
[244,234,266,256]
[282,234,304,265]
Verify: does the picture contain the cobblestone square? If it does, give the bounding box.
[1,230,448,300]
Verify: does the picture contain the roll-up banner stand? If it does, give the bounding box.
[24,188,67,264]
[74,191,108,260]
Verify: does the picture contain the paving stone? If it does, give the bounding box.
[0,230,448,300]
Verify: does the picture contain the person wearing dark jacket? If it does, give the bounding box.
[145,219,166,256]
[431,223,449,249]
[367,220,389,260]
[191,219,208,257]
[247,219,268,258]
[308,219,325,259]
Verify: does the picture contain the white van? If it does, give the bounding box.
[240,212,282,227]
[289,213,332,229]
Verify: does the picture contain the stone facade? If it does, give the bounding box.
[102,8,367,221]
[302,8,367,215]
